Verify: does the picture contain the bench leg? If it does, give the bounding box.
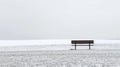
[75,44,77,50]
[89,43,90,50]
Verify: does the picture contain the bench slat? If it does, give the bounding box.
[71,40,94,44]
[72,45,94,46]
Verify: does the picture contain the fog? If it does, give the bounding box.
[0,0,120,40]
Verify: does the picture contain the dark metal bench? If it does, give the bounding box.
[71,40,94,50]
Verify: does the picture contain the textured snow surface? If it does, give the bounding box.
[0,50,120,67]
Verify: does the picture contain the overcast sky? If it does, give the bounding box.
[0,0,120,40]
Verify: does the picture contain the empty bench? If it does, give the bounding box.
[71,40,94,50]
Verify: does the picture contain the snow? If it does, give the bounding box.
[0,50,120,67]
[0,39,120,51]
[0,40,120,67]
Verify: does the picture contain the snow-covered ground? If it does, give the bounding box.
[0,40,120,67]
[0,50,120,67]
[0,39,120,51]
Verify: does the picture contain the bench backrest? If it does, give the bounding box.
[71,40,94,44]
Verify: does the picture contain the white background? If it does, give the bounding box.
[0,0,120,39]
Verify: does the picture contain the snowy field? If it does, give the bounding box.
[0,40,120,67]
[0,39,120,51]
[0,50,120,67]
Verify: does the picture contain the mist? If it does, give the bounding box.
[0,0,120,40]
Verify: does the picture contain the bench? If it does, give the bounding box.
[71,40,94,50]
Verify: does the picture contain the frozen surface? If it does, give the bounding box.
[0,39,120,51]
[0,40,120,67]
[0,50,120,67]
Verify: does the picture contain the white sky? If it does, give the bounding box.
[0,0,120,40]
